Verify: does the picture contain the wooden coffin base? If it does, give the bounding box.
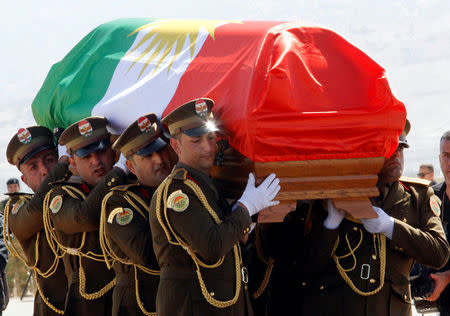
[211,148,384,222]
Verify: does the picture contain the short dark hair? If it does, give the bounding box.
[440,130,450,148]
[6,178,19,185]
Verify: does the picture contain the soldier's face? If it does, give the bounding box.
[69,147,115,186]
[127,146,173,187]
[379,145,404,184]
[171,132,218,175]
[7,183,20,193]
[440,139,450,185]
[19,149,58,192]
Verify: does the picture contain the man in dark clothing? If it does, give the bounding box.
[0,178,20,215]
[427,130,450,315]
[100,113,175,316]
[44,117,128,316]
[5,126,69,315]
[0,213,8,315]
[150,98,281,316]
[301,120,449,316]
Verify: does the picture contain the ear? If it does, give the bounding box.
[68,156,78,173]
[170,137,181,156]
[126,159,136,176]
[21,174,29,187]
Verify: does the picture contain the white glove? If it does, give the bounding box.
[360,206,394,239]
[323,199,345,229]
[238,173,280,217]
[114,153,129,174]
[58,145,70,159]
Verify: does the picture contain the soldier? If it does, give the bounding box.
[100,113,175,316]
[301,119,450,316]
[0,178,20,215]
[5,126,69,315]
[149,98,281,316]
[43,117,128,315]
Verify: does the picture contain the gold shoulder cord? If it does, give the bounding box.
[155,175,243,308]
[332,224,386,296]
[99,190,159,315]
[252,224,274,299]
[43,185,116,300]
[4,196,64,314]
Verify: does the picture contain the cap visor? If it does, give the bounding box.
[183,124,217,137]
[399,141,409,148]
[20,143,56,165]
[74,138,110,158]
[136,138,167,156]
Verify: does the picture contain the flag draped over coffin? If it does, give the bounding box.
[32,18,406,162]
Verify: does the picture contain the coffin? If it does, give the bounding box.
[211,147,384,222]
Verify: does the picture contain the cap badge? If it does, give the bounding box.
[11,200,25,215]
[17,128,32,144]
[195,99,208,119]
[78,120,93,137]
[167,190,189,212]
[137,116,152,133]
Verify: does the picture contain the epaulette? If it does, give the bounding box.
[49,175,83,186]
[172,168,188,180]
[6,192,33,197]
[111,183,140,192]
[400,176,430,187]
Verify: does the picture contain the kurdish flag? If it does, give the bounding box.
[32,18,406,162]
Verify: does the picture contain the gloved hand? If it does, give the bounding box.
[360,206,394,239]
[58,145,70,163]
[114,153,129,174]
[323,199,345,229]
[238,173,280,217]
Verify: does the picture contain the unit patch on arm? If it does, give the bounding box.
[167,190,189,212]
[50,195,63,214]
[11,200,25,215]
[107,207,134,225]
[430,195,441,217]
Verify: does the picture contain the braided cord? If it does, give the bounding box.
[155,174,243,308]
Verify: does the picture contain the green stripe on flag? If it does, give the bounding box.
[32,18,154,131]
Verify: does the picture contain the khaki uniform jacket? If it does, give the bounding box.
[302,179,450,316]
[6,163,69,315]
[102,183,159,316]
[149,163,253,316]
[45,167,127,316]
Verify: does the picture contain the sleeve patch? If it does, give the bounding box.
[50,195,63,214]
[430,195,441,217]
[167,190,189,212]
[11,200,25,215]
[107,207,134,225]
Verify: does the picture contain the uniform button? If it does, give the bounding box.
[369,279,376,284]
[210,292,215,296]
[399,248,403,251]
[111,178,115,182]
[404,294,407,300]
[402,218,407,223]
[301,282,306,286]
[353,227,358,231]
[319,285,324,290]
[107,181,111,186]
[372,255,377,260]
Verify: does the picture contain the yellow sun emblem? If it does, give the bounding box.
[125,19,241,79]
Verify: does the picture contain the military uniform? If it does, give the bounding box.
[101,184,159,316]
[150,163,253,316]
[99,113,170,316]
[43,117,128,315]
[301,178,449,316]
[5,126,69,315]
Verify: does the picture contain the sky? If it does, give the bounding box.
[0,0,449,194]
